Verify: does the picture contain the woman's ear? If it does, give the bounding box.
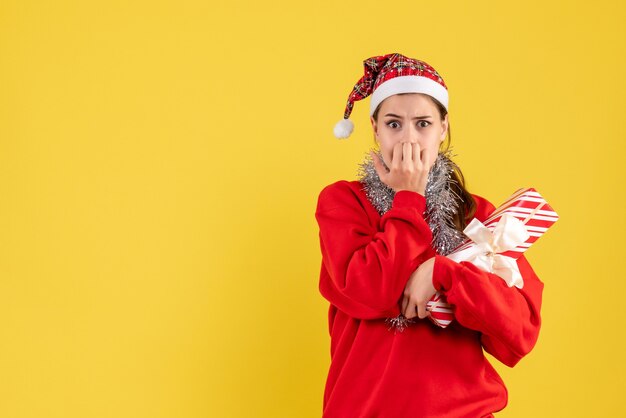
[370,116,378,137]
[439,114,449,142]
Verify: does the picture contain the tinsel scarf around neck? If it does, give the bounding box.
[357,149,468,332]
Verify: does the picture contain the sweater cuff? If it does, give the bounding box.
[432,254,459,292]
[392,190,427,214]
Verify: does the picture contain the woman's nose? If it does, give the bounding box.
[403,126,419,143]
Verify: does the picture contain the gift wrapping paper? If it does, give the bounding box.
[428,188,559,328]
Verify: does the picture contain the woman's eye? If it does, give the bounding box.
[417,121,430,128]
[386,121,400,129]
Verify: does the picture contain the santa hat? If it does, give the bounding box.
[333,53,449,139]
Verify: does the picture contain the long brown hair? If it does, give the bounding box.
[372,94,477,231]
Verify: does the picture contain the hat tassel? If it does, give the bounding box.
[333,118,354,139]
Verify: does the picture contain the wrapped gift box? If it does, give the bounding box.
[428,187,559,328]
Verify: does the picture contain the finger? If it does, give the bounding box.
[391,142,403,169]
[402,142,412,167]
[404,142,419,170]
[420,150,429,176]
[420,145,428,166]
[401,295,408,314]
[412,143,421,170]
[417,302,428,319]
[404,300,417,319]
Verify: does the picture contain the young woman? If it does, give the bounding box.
[316,53,544,417]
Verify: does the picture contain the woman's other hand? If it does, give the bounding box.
[401,257,437,320]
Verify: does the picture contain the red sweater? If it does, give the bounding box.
[315,180,544,418]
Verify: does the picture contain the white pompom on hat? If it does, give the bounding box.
[334,53,449,139]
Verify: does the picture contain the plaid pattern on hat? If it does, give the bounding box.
[333,53,448,139]
[343,53,447,119]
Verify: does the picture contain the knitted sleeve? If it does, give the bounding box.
[432,195,545,367]
[315,181,434,319]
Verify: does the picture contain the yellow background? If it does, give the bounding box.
[1,1,624,417]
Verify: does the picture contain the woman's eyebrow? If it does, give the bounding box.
[384,113,433,119]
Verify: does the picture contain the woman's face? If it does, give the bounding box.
[370,93,448,168]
